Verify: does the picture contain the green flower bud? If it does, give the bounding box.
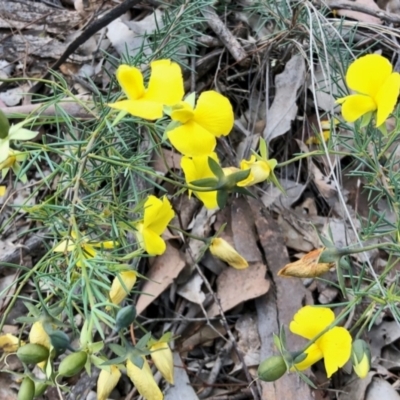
[258,355,287,382]
[351,339,371,379]
[17,344,49,364]
[58,351,87,377]
[114,305,137,332]
[34,381,47,398]
[0,109,10,139]
[18,377,35,400]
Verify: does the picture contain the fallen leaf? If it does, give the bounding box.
[366,377,400,400]
[264,54,306,142]
[177,274,206,305]
[339,372,375,400]
[333,0,382,24]
[136,244,186,315]
[207,262,270,317]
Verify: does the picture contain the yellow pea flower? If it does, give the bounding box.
[108,60,184,120]
[0,186,5,196]
[181,153,219,209]
[237,155,277,187]
[351,339,371,379]
[290,306,352,378]
[126,358,163,400]
[29,321,50,349]
[150,341,174,384]
[0,333,24,353]
[209,238,248,269]
[136,195,174,256]
[0,149,29,183]
[109,271,137,305]
[97,365,122,400]
[168,91,234,156]
[336,54,400,127]
[53,231,115,267]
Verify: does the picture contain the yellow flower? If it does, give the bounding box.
[168,91,234,156]
[290,306,352,378]
[277,248,334,278]
[150,341,174,384]
[136,195,174,256]
[29,321,50,349]
[0,149,29,183]
[337,54,400,127]
[53,231,115,267]
[108,60,184,120]
[109,271,137,305]
[97,365,122,400]
[237,155,277,187]
[126,358,163,400]
[181,153,219,209]
[0,333,24,353]
[0,186,5,197]
[209,238,248,269]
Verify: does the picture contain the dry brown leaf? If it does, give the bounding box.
[264,54,306,141]
[207,262,270,317]
[177,274,206,305]
[334,0,382,24]
[180,322,226,351]
[136,244,186,315]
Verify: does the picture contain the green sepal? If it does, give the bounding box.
[360,112,372,128]
[101,355,127,366]
[216,190,229,209]
[190,178,219,188]
[208,157,224,180]
[109,344,126,357]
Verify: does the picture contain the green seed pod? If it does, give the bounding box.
[58,351,87,377]
[258,355,287,382]
[17,344,49,364]
[114,305,137,332]
[18,377,35,400]
[0,109,10,139]
[49,330,73,354]
[33,382,48,398]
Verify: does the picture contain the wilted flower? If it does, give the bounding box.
[136,195,174,256]
[351,339,371,379]
[237,155,277,187]
[29,321,50,349]
[109,271,137,305]
[290,306,352,377]
[126,358,163,400]
[0,186,5,197]
[150,341,174,384]
[0,118,38,163]
[337,54,400,127]
[277,248,334,278]
[168,91,234,156]
[97,365,122,400]
[108,60,184,120]
[53,231,115,267]
[209,238,248,269]
[0,333,23,353]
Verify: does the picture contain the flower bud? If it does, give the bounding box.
[351,339,371,379]
[210,238,248,269]
[258,355,287,382]
[58,351,87,377]
[114,305,137,332]
[97,365,121,400]
[18,376,35,400]
[0,109,10,139]
[150,341,174,384]
[109,271,137,305]
[17,344,49,364]
[126,358,163,400]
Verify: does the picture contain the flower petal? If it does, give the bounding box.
[0,334,23,353]
[53,238,76,252]
[142,227,167,256]
[181,154,219,209]
[9,128,38,141]
[317,327,352,378]
[0,138,10,163]
[126,358,163,400]
[150,342,174,384]
[238,156,271,187]
[292,343,323,372]
[116,65,145,100]
[168,121,216,156]
[375,72,400,126]
[193,91,234,136]
[97,365,122,400]
[144,59,184,105]
[346,54,393,97]
[210,238,248,269]
[171,101,195,123]
[290,306,335,340]
[339,94,376,123]
[108,99,163,120]
[143,195,174,235]
[110,271,137,305]
[29,321,50,349]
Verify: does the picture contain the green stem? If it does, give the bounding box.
[277,150,352,168]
